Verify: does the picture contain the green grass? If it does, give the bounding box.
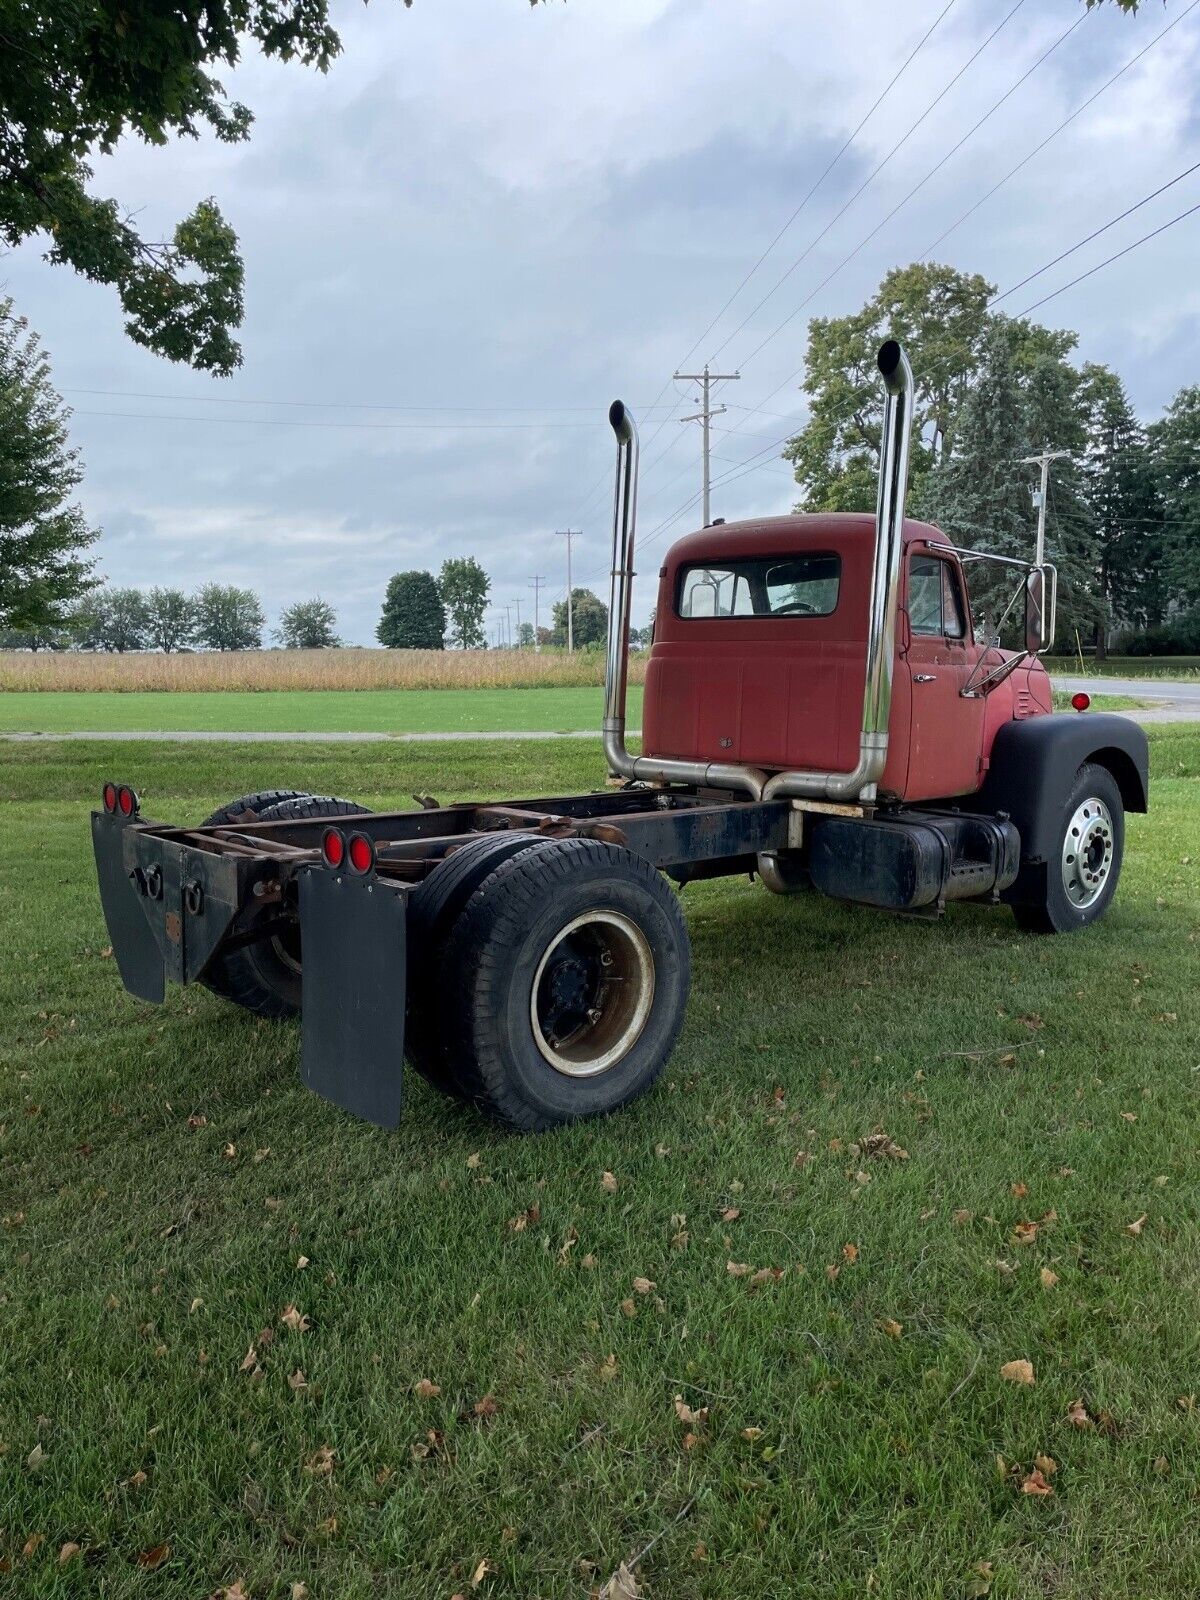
[1053,657,1200,682]
[1,730,1197,1598]
[0,684,1149,734]
[0,687,643,735]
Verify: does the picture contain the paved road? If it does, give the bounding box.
[1050,673,1200,706]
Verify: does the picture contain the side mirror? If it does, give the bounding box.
[1024,568,1048,653]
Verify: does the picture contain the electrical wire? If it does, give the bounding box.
[1013,198,1200,317]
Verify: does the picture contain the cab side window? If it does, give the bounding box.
[909,555,967,639]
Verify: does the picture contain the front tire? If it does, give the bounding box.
[438,839,691,1131]
[1012,762,1124,934]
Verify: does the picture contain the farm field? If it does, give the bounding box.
[0,686,1146,735]
[0,729,1197,1598]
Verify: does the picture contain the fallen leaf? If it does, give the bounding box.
[1010,1181,1029,1198]
[1000,1359,1035,1386]
[1125,1213,1148,1237]
[879,1318,904,1340]
[748,1266,784,1287]
[580,1253,598,1269]
[599,1560,640,1600]
[473,1394,499,1419]
[856,1132,909,1161]
[239,1345,259,1375]
[721,1207,741,1222]
[137,1543,170,1570]
[673,1395,709,1428]
[740,1426,763,1441]
[597,1353,619,1383]
[1039,1267,1059,1289]
[726,1260,752,1277]
[952,1208,973,1226]
[631,1276,655,1295]
[1021,1467,1054,1497]
[288,1368,307,1392]
[222,1142,237,1160]
[58,1542,81,1565]
[1154,1454,1171,1475]
[413,1378,441,1399]
[291,1586,310,1600]
[1034,1453,1057,1476]
[601,1170,618,1194]
[507,1204,539,1231]
[280,1304,311,1333]
[1119,1110,1138,1123]
[466,1152,482,1169]
[25,1442,46,1471]
[1066,1398,1093,1429]
[1012,1221,1039,1247]
[470,1558,491,1588]
[842,1242,859,1264]
[620,1298,638,1318]
[305,1445,335,1477]
[670,1229,689,1252]
[21,1534,44,1558]
[296,1256,310,1270]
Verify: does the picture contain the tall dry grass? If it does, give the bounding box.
[0,648,649,693]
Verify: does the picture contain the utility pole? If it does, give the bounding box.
[555,529,581,651]
[675,363,740,526]
[502,602,513,649]
[1020,446,1071,567]
[529,575,546,653]
[511,597,523,646]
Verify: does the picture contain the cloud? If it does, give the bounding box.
[4,0,1198,643]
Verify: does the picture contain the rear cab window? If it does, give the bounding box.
[677,553,841,619]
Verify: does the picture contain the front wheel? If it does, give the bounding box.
[1012,762,1124,934]
[438,839,691,1131]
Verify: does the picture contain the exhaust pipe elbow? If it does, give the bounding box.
[609,399,635,445]
[877,338,912,398]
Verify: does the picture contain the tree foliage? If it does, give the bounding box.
[552,587,608,649]
[1149,386,1200,605]
[144,587,197,653]
[377,570,446,649]
[277,596,339,649]
[74,586,150,652]
[0,299,98,630]
[193,583,265,651]
[438,557,490,650]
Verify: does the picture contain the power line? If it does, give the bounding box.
[709,0,1029,363]
[729,4,1089,379]
[674,0,960,369]
[1013,198,1200,317]
[61,386,679,416]
[990,159,1200,306]
[919,0,1200,259]
[69,408,605,433]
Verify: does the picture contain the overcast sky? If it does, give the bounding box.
[6,0,1199,643]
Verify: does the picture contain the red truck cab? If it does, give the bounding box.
[643,512,1052,805]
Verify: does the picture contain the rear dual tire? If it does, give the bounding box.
[408,837,691,1131]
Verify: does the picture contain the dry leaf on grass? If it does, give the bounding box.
[137,1543,170,1570]
[854,1132,909,1161]
[1012,1221,1039,1247]
[58,1543,81,1565]
[473,1394,499,1419]
[1066,1398,1094,1429]
[673,1395,709,1429]
[631,1276,655,1295]
[466,1152,482,1169]
[280,1305,311,1333]
[1039,1267,1059,1289]
[1034,1453,1057,1476]
[1021,1467,1054,1497]
[413,1378,441,1399]
[1125,1213,1149,1236]
[601,1170,618,1194]
[721,1206,741,1222]
[842,1242,859,1264]
[25,1442,46,1471]
[288,1369,307,1392]
[879,1318,904,1340]
[304,1445,335,1477]
[598,1561,640,1600]
[597,1353,619,1383]
[726,1260,752,1277]
[470,1557,492,1587]
[1000,1359,1035,1386]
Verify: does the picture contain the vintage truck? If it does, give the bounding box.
[92,342,1148,1131]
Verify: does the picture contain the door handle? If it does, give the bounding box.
[914,673,937,683]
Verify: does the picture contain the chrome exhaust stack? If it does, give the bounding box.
[762,339,913,805]
[602,400,767,801]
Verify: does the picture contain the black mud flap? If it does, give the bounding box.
[298,868,407,1129]
[92,812,165,1003]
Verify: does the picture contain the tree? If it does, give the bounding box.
[439,558,490,650]
[377,571,445,649]
[194,584,265,651]
[75,587,150,652]
[784,263,994,510]
[515,621,535,649]
[1,4,546,374]
[145,587,197,653]
[1078,366,1164,654]
[277,597,340,649]
[1148,386,1200,607]
[0,299,98,631]
[552,588,608,649]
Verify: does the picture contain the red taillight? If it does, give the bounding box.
[117,785,136,816]
[322,827,345,868]
[1071,691,1091,712]
[102,782,117,813]
[348,833,374,875]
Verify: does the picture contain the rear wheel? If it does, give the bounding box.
[201,791,371,1017]
[437,838,691,1131]
[1012,763,1124,934]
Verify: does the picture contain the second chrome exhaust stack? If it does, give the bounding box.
[601,340,914,807]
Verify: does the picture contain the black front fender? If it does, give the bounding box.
[970,712,1149,867]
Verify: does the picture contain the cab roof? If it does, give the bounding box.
[662,511,941,570]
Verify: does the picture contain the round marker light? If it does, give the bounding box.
[1071,691,1091,712]
[348,833,374,875]
[117,785,136,816]
[321,827,345,868]
[102,782,117,813]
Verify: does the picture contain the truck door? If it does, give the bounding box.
[903,551,986,800]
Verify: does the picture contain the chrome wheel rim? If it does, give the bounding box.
[1061,797,1115,910]
[530,910,655,1078]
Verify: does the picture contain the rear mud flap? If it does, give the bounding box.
[299,869,407,1129]
[92,812,165,1003]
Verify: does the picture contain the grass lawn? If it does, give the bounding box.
[1,730,1197,1598]
[1053,657,1200,682]
[0,684,1146,735]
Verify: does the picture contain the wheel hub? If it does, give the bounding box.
[531,911,655,1078]
[1061,796,1115,910]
